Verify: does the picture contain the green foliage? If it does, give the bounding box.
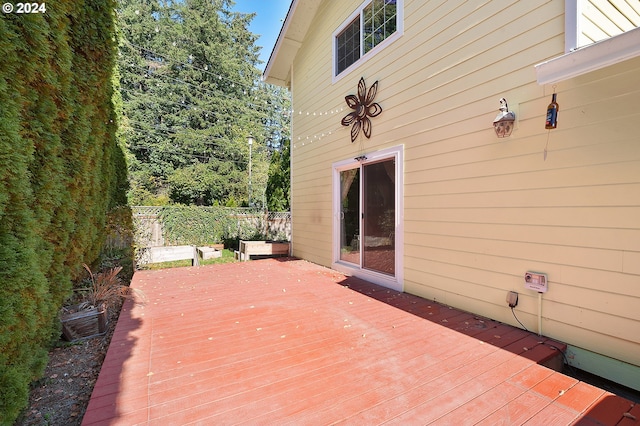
[117,0,290,207]
[158,205,265,246]
[0,1,127,422]
[160,205,232,246]
[266,138,291,211]
[167,161,246,206]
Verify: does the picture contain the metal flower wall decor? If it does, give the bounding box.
[341,77,383,143]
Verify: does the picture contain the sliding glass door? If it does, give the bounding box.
[338,158,396,276]
[363,159,395,275]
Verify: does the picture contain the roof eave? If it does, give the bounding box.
[262,0,322,87]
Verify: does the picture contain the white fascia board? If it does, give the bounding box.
[262,0,298,84]
[535,26,640,85]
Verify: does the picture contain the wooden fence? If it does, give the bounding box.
[131,206,291,248]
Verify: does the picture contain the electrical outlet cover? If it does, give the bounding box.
[524,271,548,292]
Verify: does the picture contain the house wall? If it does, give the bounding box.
[288,0,640,370]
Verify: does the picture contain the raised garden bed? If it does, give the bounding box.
[237,240,290,261]
[197,245,224,260]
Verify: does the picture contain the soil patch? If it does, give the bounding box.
[15,300,122,426]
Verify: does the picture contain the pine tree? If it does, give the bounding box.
[118,0,289,207]
[266,138,291,211]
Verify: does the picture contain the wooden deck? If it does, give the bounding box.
[83,259,638,425]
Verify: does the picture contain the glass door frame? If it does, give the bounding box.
[332,145,404,292]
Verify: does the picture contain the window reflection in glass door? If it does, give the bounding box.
[363,159,395,275]
[339,168,360,264]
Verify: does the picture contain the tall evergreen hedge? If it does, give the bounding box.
[0,1,126,422]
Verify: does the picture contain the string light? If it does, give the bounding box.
[117,85,268,128]
[121,40,268,98]
[291,107,344,116]
[291,125,345,150]
[116,13,292,172]
[283,104,352,150]
[120,37,354,152]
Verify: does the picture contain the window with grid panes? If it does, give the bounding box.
[334,0,400,77]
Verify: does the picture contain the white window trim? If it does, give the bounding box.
[564,0,581,53]
[332,0,404,83]
[332,145,404,292]
[535,0,640,85]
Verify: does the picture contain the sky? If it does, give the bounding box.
[231,0,292,71]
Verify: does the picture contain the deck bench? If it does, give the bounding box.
[145,245,199,266]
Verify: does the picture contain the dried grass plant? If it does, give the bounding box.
[80,263,133,311]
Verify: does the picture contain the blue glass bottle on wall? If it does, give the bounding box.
[545,93,559,129]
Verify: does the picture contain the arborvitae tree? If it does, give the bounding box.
[0,1,126,422]
[118,0,289,207]
[0,14,51,423]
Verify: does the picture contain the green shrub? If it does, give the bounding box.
[160,206,238,246]
[156,206,267,248]
[0,1,126,422]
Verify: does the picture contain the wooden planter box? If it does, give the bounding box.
[238,240,290,261]
[60,303,108,341]
[197,244,224,260]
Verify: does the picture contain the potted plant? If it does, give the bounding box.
[60,264,131,341]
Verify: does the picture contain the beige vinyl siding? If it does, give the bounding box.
[288,0,640,368]
[580,0,640,46]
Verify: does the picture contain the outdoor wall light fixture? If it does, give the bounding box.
[493,98,516,138]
